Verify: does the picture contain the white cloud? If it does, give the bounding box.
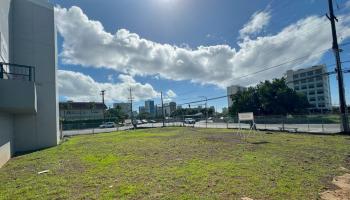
[239,11,271,38]
[58,70,160,102]
[55,6,350,88]
[166,89,177,98]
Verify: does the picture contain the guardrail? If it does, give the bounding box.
[0,62,35,82]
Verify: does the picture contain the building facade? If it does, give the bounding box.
[227,85,246,107]
[113,102,131,117]
[164,102,176,116]
[59,102,106,121]
[286,65,332,112]
[0,0,59,167]
[145,100,155,116]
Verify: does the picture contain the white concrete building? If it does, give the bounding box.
[286,65,332,112]
[0,0,59,167]
[227,85,246,107]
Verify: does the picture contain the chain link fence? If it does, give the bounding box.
[60,114,348,137]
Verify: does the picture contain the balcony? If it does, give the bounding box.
[0,63,37,114]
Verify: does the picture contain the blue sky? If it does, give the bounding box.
[52,0,350,112]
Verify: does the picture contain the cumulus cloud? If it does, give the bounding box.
[58,70,160,102]
[239,10,271,38]
[55,6,350,88]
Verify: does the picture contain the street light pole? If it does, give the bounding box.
[100,90,106,122]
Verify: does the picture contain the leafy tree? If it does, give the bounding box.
[229,78,309,116]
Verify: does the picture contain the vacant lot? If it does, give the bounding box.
[0,128,350,199]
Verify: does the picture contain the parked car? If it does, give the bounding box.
[149,120,156,123]
[99,122,116,128]
[184,118,196,124]
[141,119,148,124]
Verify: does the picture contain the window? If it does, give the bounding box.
[316,83,323,88]
[301,79,306,84]
[318,96,325,101]
[315,69,322,74]
[293,74,299,79]
[309,97,316,102]
[308,78,314,82]
[300,73,306,77]
[294,86,299,90]
[294,81,299,85]
[318,104,325,108]
[301,85,307,90]
[309,84,315,89]
[316,76,322,81]
[309,91,315,95]
[317,90,324,94]
[307,71,313,76]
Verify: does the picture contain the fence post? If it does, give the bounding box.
[307,117,310,132]
[322,117,325,133]
[282,116,285,131]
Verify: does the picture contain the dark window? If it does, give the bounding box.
[307,71,313,76]
[308,78,314,82]
[301,85,307,90]
[300,73,306,77]
[309,91,315,95]
[315,69,322,74]
[301,79,306,84]
[294,86,299,90]
[309,84,315,89]
[316,83,323,88]
[293,74,299,79]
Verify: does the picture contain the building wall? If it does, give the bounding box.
[0,113,13,167]
[0,0,13,167]
[59,109,104,121]
[286,65,332,111]
[227,85,246,107]
[10,0,59,152]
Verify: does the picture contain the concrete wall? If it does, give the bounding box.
[0,113,13,167]
[0,0,13,167]
[10,0,59,152]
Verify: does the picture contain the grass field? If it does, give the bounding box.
[0,127,350,199]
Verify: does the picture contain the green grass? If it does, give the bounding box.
[0,127,349,199]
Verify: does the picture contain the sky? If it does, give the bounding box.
[52,0,350,112]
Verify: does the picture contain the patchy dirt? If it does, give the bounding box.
[320,173,350,200]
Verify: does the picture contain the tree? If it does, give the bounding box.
[229,78,309,116]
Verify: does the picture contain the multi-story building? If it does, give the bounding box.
[286,65,332,112]
[164,102,176,116]
[139,106,146,114]
[145,100,155,116]
[113,102,131,117]
[0,0,59,167]
[227,85,246,107]
[59,102,106,121]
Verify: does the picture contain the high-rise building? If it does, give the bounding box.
[227,85,246,107]
[113,102,132,117]
[164,102,176,116]
[145,100,155,116]
[139,106,146,114]
[0,0,59,167]
[286,65,332,112]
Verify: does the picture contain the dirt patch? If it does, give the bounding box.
[204,134,242,144]
[320,173,350,200]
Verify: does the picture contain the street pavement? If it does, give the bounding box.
[63,121,341,136]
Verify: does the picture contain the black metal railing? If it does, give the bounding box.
[0,62,35,82]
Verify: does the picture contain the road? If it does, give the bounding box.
[63,121,341,136]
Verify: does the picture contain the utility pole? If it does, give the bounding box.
[129,88,135,129]
[161,91,165,127]
[100,90,106,122]
[199,96,208,128]
[327,0,349,133]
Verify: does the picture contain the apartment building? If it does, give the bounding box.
[286,65,332,112]
[227,85,246,107]
[59,102,106,121]
[0,0,59,167]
